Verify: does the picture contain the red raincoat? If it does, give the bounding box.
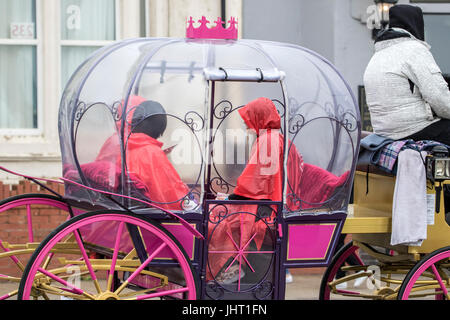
[207,97,305,280]
[233,97,305,202]
[95,96,189,210]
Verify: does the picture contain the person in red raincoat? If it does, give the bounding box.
[96,97,190,210]
[207,97,305,283]
[207,97,351,284]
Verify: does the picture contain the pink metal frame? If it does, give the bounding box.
[0,197,76,239]
[0,165,202,240]
[60,177,203,240]
[0,196,82,300]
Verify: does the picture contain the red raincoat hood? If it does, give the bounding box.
[233,97,294,201]
[121,95,147,132]
[238,97,281,135]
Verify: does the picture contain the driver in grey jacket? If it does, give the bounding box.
[364,4,450,145]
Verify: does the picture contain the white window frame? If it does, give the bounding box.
[143,0,151,37]
[0,0,44,136]
[0,0,144,167]
[58,0,121,94]
[411,2,450,13]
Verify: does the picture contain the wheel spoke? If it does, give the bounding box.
[114,242,167,296]
[26,205,34,243]
[0,240,25,272]
[134,287,189,300]
[0,273,21,282]
[37,267,95,300]
[430,264,450,299]
[118,285,164,298]
[0,290,18,300]
[38,283,87,300]
[107,222,125,292]
[72,230,102,294]
[42,253,55,270]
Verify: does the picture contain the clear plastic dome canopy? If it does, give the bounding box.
[59,37,360,215]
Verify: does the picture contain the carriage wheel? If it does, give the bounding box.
[0,193,74,300]
[319,241,365,300]
[18,210,199,300]
[398,246,450,300]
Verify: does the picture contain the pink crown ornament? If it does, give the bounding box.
[186,16,238,40]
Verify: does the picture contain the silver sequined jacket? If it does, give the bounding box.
[363,31,450,140]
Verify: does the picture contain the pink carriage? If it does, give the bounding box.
[0,18,360,300]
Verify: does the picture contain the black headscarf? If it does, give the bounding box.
[131,101,167,139]
[389,4,425,41]
[375,4,425,43]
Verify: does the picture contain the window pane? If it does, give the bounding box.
[61,0,116,41]
[0,45,37,129]
[424,14,450,74]
[61,46,101,88]
[0,0,36,39]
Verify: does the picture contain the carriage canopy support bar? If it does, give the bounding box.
[203,67,285,82]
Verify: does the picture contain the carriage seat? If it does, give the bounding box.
[298,163,350,209]
[356,130,396,177]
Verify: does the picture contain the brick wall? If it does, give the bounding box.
[0,179,68,277]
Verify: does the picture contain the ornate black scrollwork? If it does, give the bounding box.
[285,193,302,211]
[340,110,358,133]
[253,280,274,300]
[208,203,229,224]
[284,99,358,214]
[206,209,277,299]
[213,100,234,120]
[205,281,225,300]
[210,97,286,195]
[184,111,205,132]
[180,191,201,211]
[74,101,123,124]
[72,99,206,211]
[74,101,87,122]
[288,114,305,134]
[111,101,123,122]
[209,176,231,195]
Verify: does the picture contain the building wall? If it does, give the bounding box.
[0,0,141,183]
[0,180,67,277]
[242,0,372,97]
[242,0,450,104]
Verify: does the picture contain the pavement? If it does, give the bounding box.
[285,270,323,300]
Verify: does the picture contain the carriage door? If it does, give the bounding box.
[203,68,287,300]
